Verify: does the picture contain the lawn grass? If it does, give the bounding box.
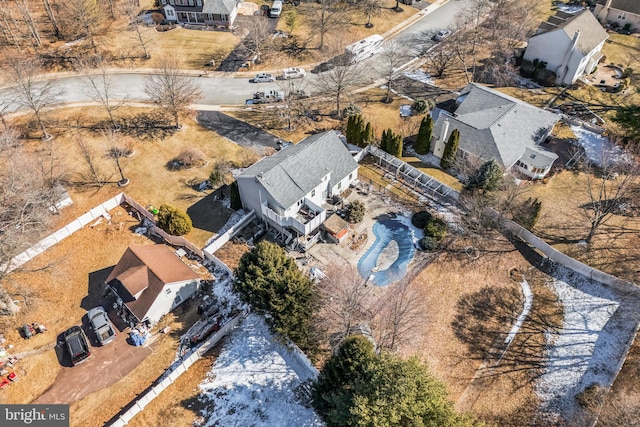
[17,106,253,247]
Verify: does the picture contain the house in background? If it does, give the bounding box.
[523,9,608,86]
[106,245,200,324]
[595,0,640,29]
[161,0,240,27]
[430,83,560,180]
[237,131,359,250]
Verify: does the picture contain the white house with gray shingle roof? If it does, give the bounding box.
[161,0,240,27]
[595,0,640,29]
[431,83,560,179]
[237,131,358,244]
[523,9,608,86]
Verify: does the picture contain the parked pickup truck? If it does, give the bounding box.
[247,90,284,104]
[279,67,306,79]
[63,326,91,366]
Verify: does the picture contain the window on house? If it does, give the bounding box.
[618,13,626,20]
[161,0,167,4]
[349,173,353,180]
[311,189,316,197]
[196,0,202,5]
[166,9,174,16]
[174,293,183,304]
[188,0,194,6]
[169,0,175,5]
[165,288,172,295]
[338,182,342,190]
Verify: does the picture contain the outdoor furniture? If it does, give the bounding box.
[0,378,9,389]
[7,372,17,382]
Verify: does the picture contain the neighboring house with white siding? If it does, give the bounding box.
[430,83,560,180]
[595,0,640,29]
[106,245,200,324]
[523,10,608,86]
[161,0,240,27]
[237,131,359,249]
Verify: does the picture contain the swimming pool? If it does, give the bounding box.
[357,219,416,286]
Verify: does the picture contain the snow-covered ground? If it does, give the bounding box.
[571,125,630,167]
[198,314,324,427]
[535,266,640,422]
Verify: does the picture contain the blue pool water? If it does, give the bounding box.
[357,219,416,286]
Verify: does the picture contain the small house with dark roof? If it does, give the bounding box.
[431,83,560,179]
[160,0,240,27]
[595,0,640,29]
[106,245,200,324]
[236,131,359,248]
[523,9,608,86]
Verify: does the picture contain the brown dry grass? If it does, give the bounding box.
[524,170,640,283]
[14,106,253,247]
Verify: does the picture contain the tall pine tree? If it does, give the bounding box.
[415,114,433,155]
[362,122,373,147]
[440,128,459,168]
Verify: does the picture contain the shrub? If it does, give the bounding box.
[156,204,192,236]
[343,103,362,118]
[209,161,230,186]
[168,148,207,170]
[418,236,439,251]
[412,210,432,229]
[465,159,503,192]
[424,216,447,241]
[412,98,434,114]
[345,200,365,223]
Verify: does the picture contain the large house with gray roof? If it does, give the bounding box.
[236,131,359,248]
[160,0,240,27]
[431,83,560,179]
[523,9,608,86]
[595,0,640,30]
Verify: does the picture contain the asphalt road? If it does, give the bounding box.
[0,0,471,111]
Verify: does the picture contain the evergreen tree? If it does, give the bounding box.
[312,336,475,427]
[440,128,460,169]
[465,159,503,192]
[380,129,390,152]
[346,115,355,145]
[355,115,364,147]
[363,122,374,147]
[513,197,543,230]
[394,134,403,157]
[230,181,242,210]
[415,115,433,155]
[234,241,317,353]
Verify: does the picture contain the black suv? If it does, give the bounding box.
[63,326,91,366]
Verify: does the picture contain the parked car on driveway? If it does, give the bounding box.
[63,326,91,366]
[88,306,117,346]
[253,73,275,83]
[433,29,451,41]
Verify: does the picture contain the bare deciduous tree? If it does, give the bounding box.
[308,0,348,50]
[42,0,61,40]
[0,129,58,314]
[241,16,272,64]
[15,0,41,48]
[577,153,640,244]
[123,0,151,59]
[277,78,310,130]
[80,56,125,128]
[103,128,131,186]
[376,40,412,103]
[76,138,107,186]
[63,0,102,53]
[314,56,365,119]
[315,264,374,345]
[8,57,59,140]
[145,56,202,129]
[371,277,426,352]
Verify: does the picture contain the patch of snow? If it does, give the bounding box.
[504,279,533,345]
[403,70,434,85]
[570,125,630,167]
[554,4,584,14]
[198,314,324,427]
[535,267,640,421]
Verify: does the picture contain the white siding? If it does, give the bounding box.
[144,280,199,323]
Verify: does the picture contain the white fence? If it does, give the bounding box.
[108,310,247,427]
[203,210,255,254]
[1,193,125,274]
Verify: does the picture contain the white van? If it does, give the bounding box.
[345,34,384,63]
[269,1,282,18]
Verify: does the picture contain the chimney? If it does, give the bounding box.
[440,119,450,142]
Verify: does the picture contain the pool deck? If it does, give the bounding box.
[306,184,415,276]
